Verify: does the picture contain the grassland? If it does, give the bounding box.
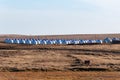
[0,34,119,80]
[0,72,120,80]
[0,44,119,71]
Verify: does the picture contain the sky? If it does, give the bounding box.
[0,0,120,35]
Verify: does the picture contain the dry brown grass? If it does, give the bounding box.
[0,72,120,80]
[0,44,119,71]
[0,34,119,79]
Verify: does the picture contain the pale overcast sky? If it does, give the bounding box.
[0,0,120,35]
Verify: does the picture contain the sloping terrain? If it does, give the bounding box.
[0,43,119,71]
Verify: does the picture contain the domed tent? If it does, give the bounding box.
[46,40,52,45]
[43,40,48,45]
[91,40,97,44]
[4,38,11,43]
[65,40,73,45]
[7,39,14,44]
[88,40,92,44]
[79,40,84,44]
[13,39,20,44]
[112,38,119,41]
[25,39,32,44]
[31,39,38,45]
[62,39,67,44]
[103,38,112,43]
[96,40,103,44]
[58,40,64,44]
[53,39,66,45]
[49,40,57,44]
[88,40,93,44]
[19,39,22,44]
[72,40,80,44]
[19,39,26,44]
[83,40,90,44]
[112,38,120,44]
[37,40,45,45]
[54,39,58,44]
[36,39,40,44]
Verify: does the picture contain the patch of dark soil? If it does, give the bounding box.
[0,50,21,57]
[68,67,108,71]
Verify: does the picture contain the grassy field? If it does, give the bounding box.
[0,44,119,71]
[0,34,119,80]
[0,72,120,80]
